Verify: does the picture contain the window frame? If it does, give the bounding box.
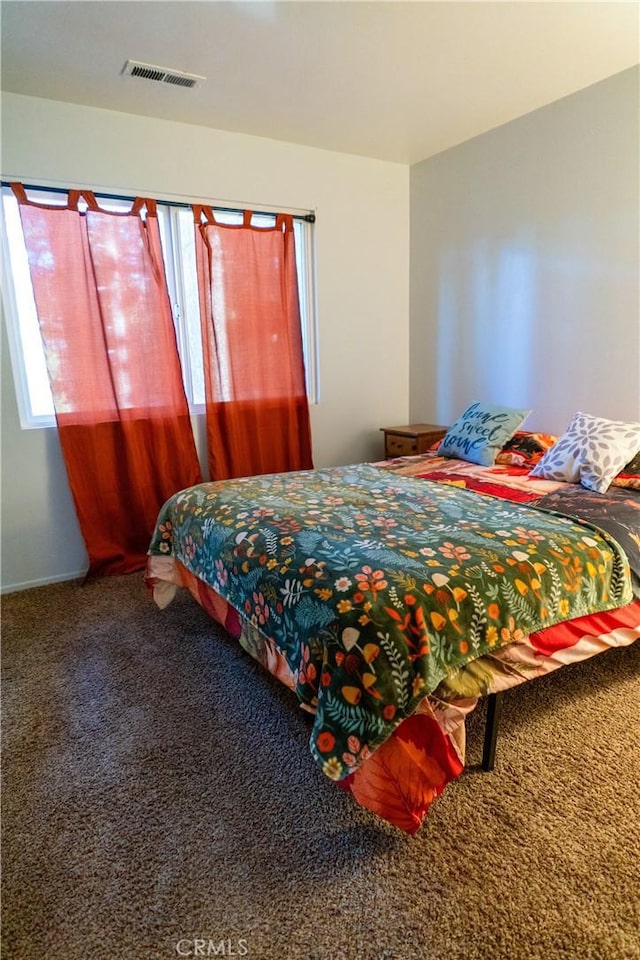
[1,183,319,429]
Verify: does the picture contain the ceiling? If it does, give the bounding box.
[1,1,639,165]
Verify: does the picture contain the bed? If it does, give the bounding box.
[146,427,640,834]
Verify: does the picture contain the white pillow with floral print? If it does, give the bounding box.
[531,411,640,494]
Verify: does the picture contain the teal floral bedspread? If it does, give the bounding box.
[148,463,631,782]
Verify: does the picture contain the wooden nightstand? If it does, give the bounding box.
[380,423,448,459]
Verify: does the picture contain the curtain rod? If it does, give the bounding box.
[1,181,316,224]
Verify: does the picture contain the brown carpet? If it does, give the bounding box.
[2,574,639,960]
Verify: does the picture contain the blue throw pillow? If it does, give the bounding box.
[439,402,531,466]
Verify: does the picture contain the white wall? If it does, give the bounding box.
[409,67,640,434]
[1,93,410,591]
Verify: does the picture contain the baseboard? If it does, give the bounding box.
[1,568,88,595]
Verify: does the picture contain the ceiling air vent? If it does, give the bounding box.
[121,60,205,89]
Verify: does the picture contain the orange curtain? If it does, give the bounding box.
[12,184,202,577]
[194,206,313,479]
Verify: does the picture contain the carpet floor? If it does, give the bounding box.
[2,574,639,960]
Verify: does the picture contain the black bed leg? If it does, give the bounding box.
[482,692,503,772]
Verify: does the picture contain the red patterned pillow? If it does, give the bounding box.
[611,448,640,490]
[495,431,558,468]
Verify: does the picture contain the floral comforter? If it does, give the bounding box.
[148,461,633,803]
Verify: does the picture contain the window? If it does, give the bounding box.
[1,185,319,428]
